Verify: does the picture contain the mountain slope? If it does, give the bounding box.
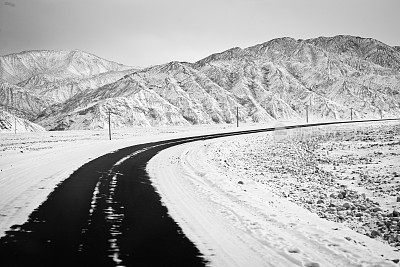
[0,50,135,121]
[0,109,45,133]
[36,63,242,130]
[305,35,400,71]
[193,36,400,120]
[0,50,129,84]
[16,69,134,103]
[0,82,51,119]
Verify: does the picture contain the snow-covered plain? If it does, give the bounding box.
[1,120,399,266]
[0,122,269,238]
[148,121,400,266]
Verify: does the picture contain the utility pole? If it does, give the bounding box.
[236,107,239,127]
[108,110,111,140]
[14,116,16,134]
[305,105,309,123]
[350,108,353,121]
[380,109,383,120]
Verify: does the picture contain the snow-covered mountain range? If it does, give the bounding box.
[1,35,400,130]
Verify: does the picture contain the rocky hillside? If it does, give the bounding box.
[0,109,45,133]
[0,82,51,120]
[0,50,135,119]
[0,50,129,84]
[2,36,400,130]
[193,35,400,122]
[36,61,244,129]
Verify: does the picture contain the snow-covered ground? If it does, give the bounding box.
[1,120,399,266]
[0,122,267,238]
[148,121,400,266]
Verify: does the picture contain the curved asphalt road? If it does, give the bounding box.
[0,119,398,266]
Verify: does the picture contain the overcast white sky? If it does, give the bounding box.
[0,0,399,67]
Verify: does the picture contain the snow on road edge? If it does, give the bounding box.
[147,133,399,267]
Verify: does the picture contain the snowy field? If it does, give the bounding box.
[148,120,400,266]
[1,120,399,266]
[0,122,271,238]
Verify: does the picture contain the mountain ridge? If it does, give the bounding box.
[0,49,131,84]
[0,50,136,119]
[1,35,400,130]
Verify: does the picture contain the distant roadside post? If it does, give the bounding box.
[108,110,112,140]
[14,116,16,134]
[380,109,383,120]
[236,107,239,127]
[305,105,309,123]
[350,108,353,121]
